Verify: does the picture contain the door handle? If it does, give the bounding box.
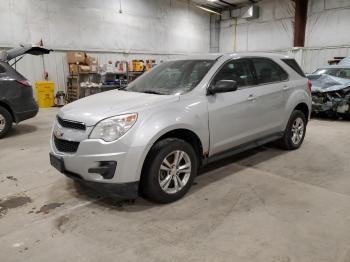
[247,94,256,101]
[283,85,289,90]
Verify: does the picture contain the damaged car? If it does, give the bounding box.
[307,65,350,118]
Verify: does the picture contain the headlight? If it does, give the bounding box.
[89,113,138,142]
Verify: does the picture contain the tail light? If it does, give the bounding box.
[16,80,31,87]
[307,79,312,92]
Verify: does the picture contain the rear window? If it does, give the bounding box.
[282,59,305,77]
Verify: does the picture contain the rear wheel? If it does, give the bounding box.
[141,138,198,203]
[0,107,13,139]
[279,110,307,150]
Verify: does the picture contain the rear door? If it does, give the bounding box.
[249,57,289,134]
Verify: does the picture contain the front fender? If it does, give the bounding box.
[124,97,209,182]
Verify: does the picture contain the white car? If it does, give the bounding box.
[50,53,311,203]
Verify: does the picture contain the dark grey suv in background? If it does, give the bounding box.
[0,45,51,138]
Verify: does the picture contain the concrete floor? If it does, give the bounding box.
[1,108,350,262]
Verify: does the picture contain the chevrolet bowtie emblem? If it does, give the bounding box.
[55,128,64,138]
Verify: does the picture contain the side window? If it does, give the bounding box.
[252,58,288,84]
[213,59,255,88]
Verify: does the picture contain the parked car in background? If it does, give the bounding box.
[307,58,350,118]
[0,44,52,138]
[50,53,311,203]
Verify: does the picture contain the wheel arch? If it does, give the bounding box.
[138,128,204,190]
[293,102,310,122]
[283,88,311,130]
[0,100,15,122]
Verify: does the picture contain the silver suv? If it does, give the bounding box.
[50,53,311,203]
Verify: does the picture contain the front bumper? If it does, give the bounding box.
[312,92,350,115]
[49,117,147,199]
[49,152,139,199]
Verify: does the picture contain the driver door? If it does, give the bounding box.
[207,58,260,156]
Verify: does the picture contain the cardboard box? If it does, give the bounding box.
[69,64,79,75]
[85,55,98,66]
[79,65,91,73]
[67,52,86,64]
[90,65,98,73]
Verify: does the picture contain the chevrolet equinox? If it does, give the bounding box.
[50,53,312,203]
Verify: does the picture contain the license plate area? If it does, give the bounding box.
[49,153,65,173]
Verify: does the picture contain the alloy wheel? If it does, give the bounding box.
[158,150,192,194]
[0,113,6,132]
[291,117,304,145]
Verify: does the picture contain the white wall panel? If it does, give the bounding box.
[0,0,210,53]
[219,0,294,52]
[325,0,350,9]
[301,47,350,74]
[306,0,350,47]
[218,0,350,76]
[0,0,211,95]
[0,1,13,45]
[243,19,293,51]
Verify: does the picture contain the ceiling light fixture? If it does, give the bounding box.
[195,5,221,15]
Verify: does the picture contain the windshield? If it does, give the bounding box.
[125,60,215,95]
[314,68,350,79]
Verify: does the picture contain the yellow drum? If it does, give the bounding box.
[35,81,55,108]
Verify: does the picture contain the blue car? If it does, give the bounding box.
[307,58,350,118]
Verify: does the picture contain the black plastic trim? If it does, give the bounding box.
[88,161,117,179]
[57,116,86,131]
[204,132,284,165]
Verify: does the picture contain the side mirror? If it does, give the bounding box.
[208,80,238,95]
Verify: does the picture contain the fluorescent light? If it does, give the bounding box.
[195,5,221,15]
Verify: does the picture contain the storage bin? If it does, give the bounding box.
[35,81,55,108]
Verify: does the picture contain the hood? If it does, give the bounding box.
[59,90,179,126]
[339,57,350,66]
[0,44,52,61]
[307,74,350,93]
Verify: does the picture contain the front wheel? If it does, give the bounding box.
[141,138,198,203]
[279,110,307,150]
[0,107,13,139]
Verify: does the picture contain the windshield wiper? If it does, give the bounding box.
[142,90,164,95]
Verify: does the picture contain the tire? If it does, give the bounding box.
[0,106,13,139]
[343,114,350,121]
[279,110,307,150]
[141,138,198,204]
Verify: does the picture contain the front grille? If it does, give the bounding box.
[54,136,80,153]
[57,116,86,131]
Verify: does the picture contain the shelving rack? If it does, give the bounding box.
[65,61,146,103]
[66,71,99,102]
